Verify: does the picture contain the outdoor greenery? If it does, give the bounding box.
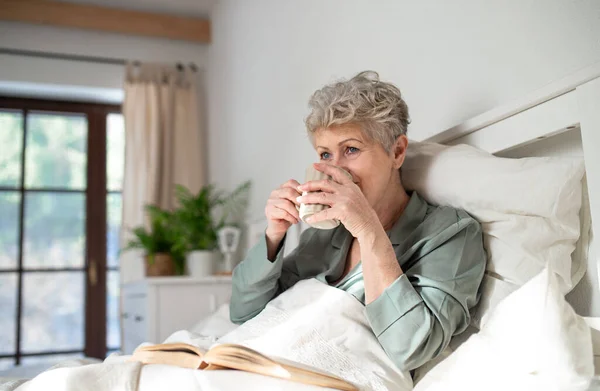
[0,112,23,188]
[0,111,89,362]
[0,110,124,366]
[0,112,88,270]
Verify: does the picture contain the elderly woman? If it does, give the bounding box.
[230,71,486,372]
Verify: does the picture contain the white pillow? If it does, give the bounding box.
[413,267,594,391]
[571,174,592,288]
[403,141,585,327]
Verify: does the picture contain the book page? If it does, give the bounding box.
[136,343,206,357]
[203,344,357,391]
[203,344,289,377]
[132,350,204,370]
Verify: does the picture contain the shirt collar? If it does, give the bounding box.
[331,191,427,248]
[387,191,428,245]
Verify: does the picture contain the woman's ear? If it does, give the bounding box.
[392,135,408,169]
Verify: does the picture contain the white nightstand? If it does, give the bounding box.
[121,276,232,354]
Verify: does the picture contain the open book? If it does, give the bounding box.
[131,342,358,391]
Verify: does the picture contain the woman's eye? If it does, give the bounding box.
[320,152,331,160]
[346,147,359,155]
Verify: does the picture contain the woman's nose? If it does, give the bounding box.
[330,155,343,166]
[330,159,350,174]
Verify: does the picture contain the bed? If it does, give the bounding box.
[427,61,600,321]
[3,62,600,391]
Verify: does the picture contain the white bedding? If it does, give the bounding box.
[413,267,594,391]
[10,279,412,391]
[4,270,596,391]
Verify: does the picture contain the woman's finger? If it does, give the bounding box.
[280,179,302,190]
[268,197,299,217]
[272,198,300,220]
[297,191,335,206]
[298,178,339,194]
[304,206,338,225]
[268,205,298,225]
[312,163,353,185]
[272,187,302,206]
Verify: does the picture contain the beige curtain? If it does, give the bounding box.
[120,63,205,283]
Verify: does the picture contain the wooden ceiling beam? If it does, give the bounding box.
[0,0,211,44]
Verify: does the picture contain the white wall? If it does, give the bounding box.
[208,0,600,221]
[0,21,209,102]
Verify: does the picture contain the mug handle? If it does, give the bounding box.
[296,191,307,211]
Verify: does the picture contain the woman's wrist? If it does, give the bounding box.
[354,210,384,244]
[359,221,403,303]
[357,221,387,249]
[265,229,286,261]
[357,217,398,266]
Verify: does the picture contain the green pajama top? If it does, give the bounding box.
[230,192,486,371]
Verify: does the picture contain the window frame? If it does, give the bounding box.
[0,97,122,363]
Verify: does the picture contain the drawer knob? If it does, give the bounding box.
[134,315,144,322]
[122,313,129,319]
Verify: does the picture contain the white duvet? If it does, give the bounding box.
[6,268,596,391]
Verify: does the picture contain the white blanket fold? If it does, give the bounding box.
[15,357,140,391]
[215,278,413,391]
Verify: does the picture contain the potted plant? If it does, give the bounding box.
[123,205,185,276]
[173,181,251,277]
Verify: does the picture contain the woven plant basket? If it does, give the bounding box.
[144,253,176,277]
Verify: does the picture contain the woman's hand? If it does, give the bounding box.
[297,163,380,240]
[265,179,302,244]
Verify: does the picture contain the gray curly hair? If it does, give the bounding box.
[305,71,410,153]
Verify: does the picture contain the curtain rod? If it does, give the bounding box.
[0,48,198,71]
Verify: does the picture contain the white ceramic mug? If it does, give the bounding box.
[297,165,353,230]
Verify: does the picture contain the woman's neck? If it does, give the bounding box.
[374,181,410,232]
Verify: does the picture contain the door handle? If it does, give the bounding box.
[89,258,98,287]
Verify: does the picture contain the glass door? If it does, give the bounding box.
[0,98,123,367]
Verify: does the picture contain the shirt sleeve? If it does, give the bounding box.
[230,229,313,324]
[365,213,486,371]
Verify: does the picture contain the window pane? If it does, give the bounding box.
[21,352,84,366]
[0,192,20,269]
[107,194,122,268]
[0,358,15,371]
[23,193,85,269]
[25,112,87,189]
[0,274,17,355]
[106,114,124,191]
[22,272,84,352]
[106,271,120,349]
[0,110,23,187]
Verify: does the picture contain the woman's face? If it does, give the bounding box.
[313,123,407,208]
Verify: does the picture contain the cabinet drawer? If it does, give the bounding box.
[122,295,147,324]
[122,294,149,352]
